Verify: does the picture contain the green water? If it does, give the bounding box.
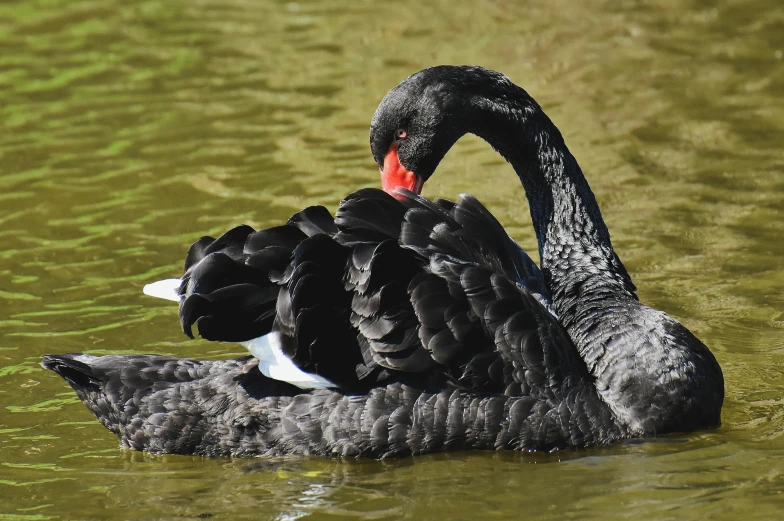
[1,0,783,518]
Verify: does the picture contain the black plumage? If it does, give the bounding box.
[42,66,724,458]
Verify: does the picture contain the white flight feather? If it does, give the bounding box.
[242,333,336,389]
[143,278,182,302]
[143,278,336,389]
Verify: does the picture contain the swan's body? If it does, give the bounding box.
[42,66,723,458]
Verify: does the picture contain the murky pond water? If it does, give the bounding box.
[1,0,783,519]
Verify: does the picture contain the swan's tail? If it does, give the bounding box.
[41,353,216,450]
[41,354,100,389]
[41,354,128,440]
[40,353,303,455]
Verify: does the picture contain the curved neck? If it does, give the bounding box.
[466,93,638,325]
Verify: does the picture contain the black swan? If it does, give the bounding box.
[42,66,724,458]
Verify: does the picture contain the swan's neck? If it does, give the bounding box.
[472,99,638,331]
[454,81,721,435]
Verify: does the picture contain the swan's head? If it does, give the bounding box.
[370,65,531,199]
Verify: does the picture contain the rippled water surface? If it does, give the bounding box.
[1,0,783,519]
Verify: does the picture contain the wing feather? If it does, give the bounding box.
[174,188,589,398]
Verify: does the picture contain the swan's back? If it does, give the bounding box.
[178,188,561,394]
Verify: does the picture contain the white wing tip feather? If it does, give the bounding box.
[142,282,334,390]
[143,278,183,302]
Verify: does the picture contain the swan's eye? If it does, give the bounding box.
[395,128,407,140]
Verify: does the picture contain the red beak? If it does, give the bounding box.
[380,142,423,200]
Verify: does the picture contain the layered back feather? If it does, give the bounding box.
[177,188,585,398]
